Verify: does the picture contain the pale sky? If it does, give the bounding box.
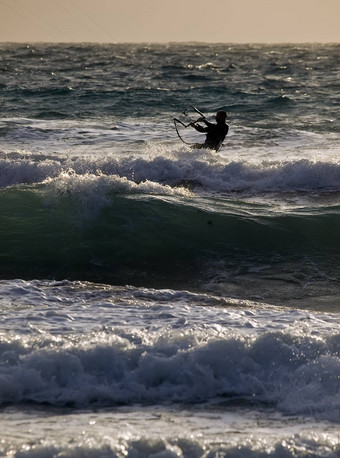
[0,0,339,43]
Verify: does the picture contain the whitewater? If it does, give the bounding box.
[0,42,339,457]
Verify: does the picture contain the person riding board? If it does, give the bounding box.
[190,110,229,151]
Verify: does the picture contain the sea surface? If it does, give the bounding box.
[0,42,339,457]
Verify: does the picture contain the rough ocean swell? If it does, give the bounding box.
[0,43,339,457]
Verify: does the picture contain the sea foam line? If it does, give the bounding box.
[2,153,340,193]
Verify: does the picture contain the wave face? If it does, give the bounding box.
[1,169,340,291]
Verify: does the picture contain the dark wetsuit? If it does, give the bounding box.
[193,120,229,151]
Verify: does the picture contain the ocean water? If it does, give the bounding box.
[0,42,339,457]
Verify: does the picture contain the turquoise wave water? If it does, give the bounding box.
[1,183,340,288]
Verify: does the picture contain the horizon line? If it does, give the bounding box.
[1,40,339,45]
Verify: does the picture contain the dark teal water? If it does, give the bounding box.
[1,42,339,126]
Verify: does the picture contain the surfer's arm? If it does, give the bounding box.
[191,118,214,132]
[201,119,214,128]
[190,117,209,132]
[191,122,208,132]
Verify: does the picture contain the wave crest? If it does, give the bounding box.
[0,328,338,421]
[2,152,340,194]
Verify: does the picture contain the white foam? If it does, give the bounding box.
[0,328,338,421]
[1,410,339,458]
[0,281,338,421]
[0,157,62,187]
[2,149,340,195]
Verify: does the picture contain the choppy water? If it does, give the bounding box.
[0,43,339,457]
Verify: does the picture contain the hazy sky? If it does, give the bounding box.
[0,0,339,43]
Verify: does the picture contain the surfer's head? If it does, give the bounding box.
[216,110,227,123]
